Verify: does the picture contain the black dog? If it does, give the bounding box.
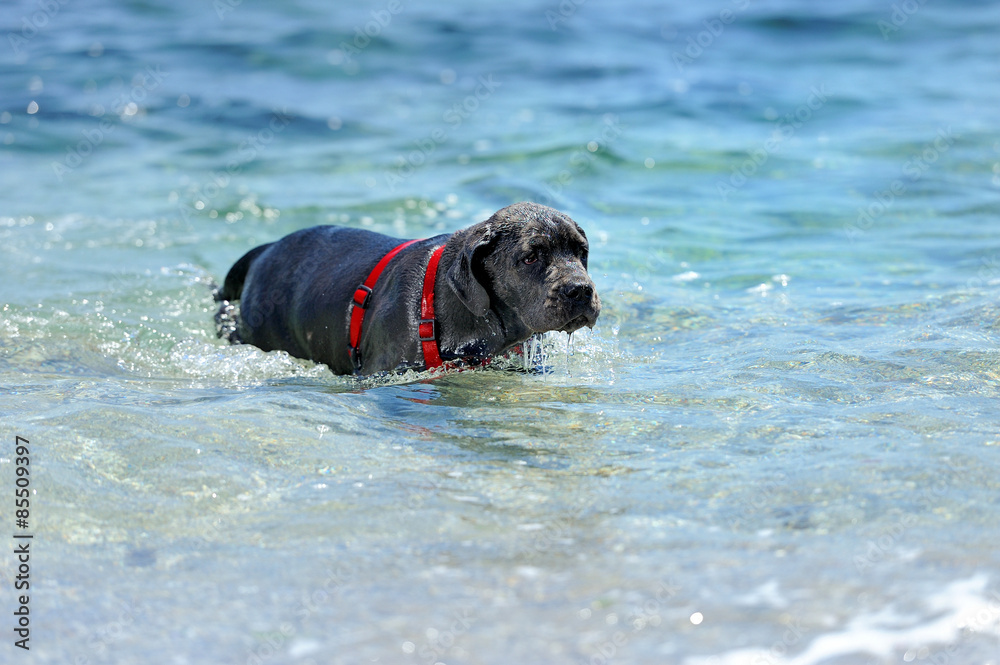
[214,202,601,375]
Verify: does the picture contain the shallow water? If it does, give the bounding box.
[2,0,1000,663]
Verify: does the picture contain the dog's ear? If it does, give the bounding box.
[446,227,494,318]
[575,223,589,269]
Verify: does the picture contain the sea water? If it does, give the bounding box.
[2,0,999,663]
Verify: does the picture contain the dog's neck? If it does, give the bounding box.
[432,266,529,363]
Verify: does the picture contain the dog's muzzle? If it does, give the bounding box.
[556,279,600,332]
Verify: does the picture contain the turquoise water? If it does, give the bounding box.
[3,0,1000,663]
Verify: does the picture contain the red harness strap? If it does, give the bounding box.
[347,241,446,372]
[348,238,420,370]
[418,245,447,369]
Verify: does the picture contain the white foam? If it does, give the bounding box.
[733,580,789,610]
[685,575,1000,665]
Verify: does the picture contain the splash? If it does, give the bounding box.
[566,331,573,377]
[684,575,1000,665]
[522,333,547,372]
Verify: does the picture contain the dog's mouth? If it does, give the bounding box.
[559,311,598,334]
[537,285,601,335]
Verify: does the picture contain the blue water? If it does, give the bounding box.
[3,1,1000,663]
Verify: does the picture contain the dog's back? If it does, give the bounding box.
[215,225,434,373]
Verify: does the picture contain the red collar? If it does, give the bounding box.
[418,245,446,369]
[348,241,446,373]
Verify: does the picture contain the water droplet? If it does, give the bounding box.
[566,332,573,376]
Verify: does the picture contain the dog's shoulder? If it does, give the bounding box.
[273,224,392,248]
[262,225,418,270]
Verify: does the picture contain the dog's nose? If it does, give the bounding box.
[560,282,593,303]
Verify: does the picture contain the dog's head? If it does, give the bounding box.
[446,202,601,337]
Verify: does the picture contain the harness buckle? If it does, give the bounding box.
[418,319,436,342]
[352,285,373,309]
[348,344,361,371]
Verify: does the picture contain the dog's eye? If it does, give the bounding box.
[523,253,538,265]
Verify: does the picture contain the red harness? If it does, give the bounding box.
[348,241,446,373]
